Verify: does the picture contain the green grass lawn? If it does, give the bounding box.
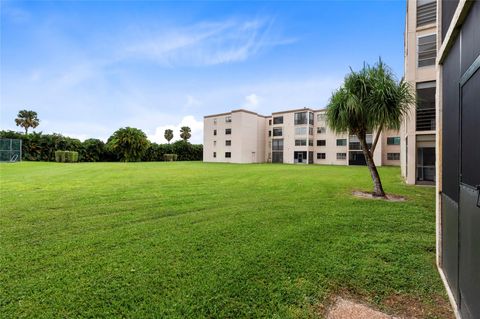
[0,162,449,318]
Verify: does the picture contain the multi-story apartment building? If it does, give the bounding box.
[401,0,438,184]
[204,108,401,167]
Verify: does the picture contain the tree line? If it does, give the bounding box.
[1,120,202,162]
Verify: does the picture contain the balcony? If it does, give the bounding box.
[416,108,436,131]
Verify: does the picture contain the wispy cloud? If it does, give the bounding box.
[1,3,31,23]
[242,93,260,109]
[122,18,295,66]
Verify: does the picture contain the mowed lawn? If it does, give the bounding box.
[0,162,449,318]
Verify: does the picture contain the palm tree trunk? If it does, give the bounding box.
[357,132,386,197]
[25,127,28,134]
[370,122,383,154]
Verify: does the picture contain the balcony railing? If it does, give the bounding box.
[416,108,436,131]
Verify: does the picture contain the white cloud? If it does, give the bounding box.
[242,93,260,109]
[122,18,295,66]
[149,115,203,144]
[185,95,202,109]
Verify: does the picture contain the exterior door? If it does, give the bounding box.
[457,62,480,319]
[298,152,303,163]
[441,3,480,318]
[416,147,435,182]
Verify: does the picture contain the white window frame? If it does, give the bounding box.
[417,33,436,68]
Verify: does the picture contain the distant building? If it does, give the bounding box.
[203,108,400,166]
[402,0,437,185]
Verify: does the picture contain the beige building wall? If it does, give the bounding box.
[203,110,267,163]
[401,0,437,184]
[313,110,349,165]
[381,129,402,166]
[205,108,401,167]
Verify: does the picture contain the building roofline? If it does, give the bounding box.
[231,109,269,118]
[204,107,326,119]
[271,107,326,115]
[204,109,268,119]
[204,111,232,119]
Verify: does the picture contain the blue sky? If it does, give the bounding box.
[1,0,406,143]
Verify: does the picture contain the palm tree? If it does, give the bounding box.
[106,127,150,162]
[15,110,40,134]
[179,126,191,142]
[164,129,173,144]
[326,59,414,197]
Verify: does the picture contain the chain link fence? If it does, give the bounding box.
[0,138,22,162]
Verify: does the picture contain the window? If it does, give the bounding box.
[272,139,284,151]
[294,112,307,125]
[317,127,326,134]
[387,153,400,160]
[269,119,272,125]
[317,140,326,146]
[225,152,231,158]
[213,152,216,158]
[295,139,307,146]
[317,153,326,159]
[225,128,231,135]
[225,116,232,123]
[295,127,307,135]
[418,34,436,67]
[213,118,217,125]
[416,81,436,131]
[272,139,283,163]
[337,153,347,160]
[336,139,347,146]
[268,130,271,137]
[349,135,371,150]
[309,127,313,135]
[387,137,401,145]
[272,152,283,163]
[213,141,216,146]
[213,129,217,136]
[225,140,231,146]
[273,116,283,124]
[417,0,436,27]
[317,113,326,122]
[308,139,313,146]
[273,128,282,137]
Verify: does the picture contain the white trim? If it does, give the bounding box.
[437,0,473,64]
[437,265,461,318]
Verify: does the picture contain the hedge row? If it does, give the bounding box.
[0,131,203,162]
[55,151,79,163]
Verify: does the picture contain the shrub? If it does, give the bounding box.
[65,151,79,163]
[55,151,66,162]
[163,154,178,162]
[81,139,106,162]
[55,151,79,163]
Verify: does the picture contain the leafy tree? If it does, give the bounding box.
[326,59,414,197]
[82,139,106,162]
[179,126,191,142]
[107,127,150,162]
[164,129,174,144]
[15,110,40,134]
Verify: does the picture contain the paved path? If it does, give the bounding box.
[327,297,403,319]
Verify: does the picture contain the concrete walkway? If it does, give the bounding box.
[327,297,403,319]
